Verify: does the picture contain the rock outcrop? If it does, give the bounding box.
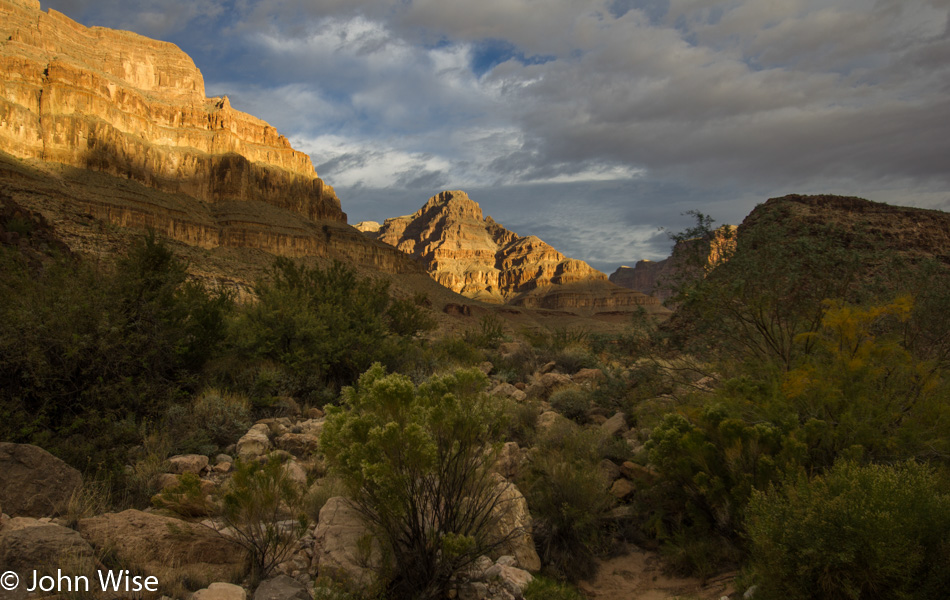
[610,225,736,301]
[366,190,660,311]
[78,509,245,583]
[0,0,342,223]
[0,443,82,517]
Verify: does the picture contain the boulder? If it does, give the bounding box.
[525,372,572,400]
[253,575,309,600]
[572,368,604,385]
[193,582,246,600]
[487,479,541,572]
[609,478,636,500]
[275,433,320,457]
[600,412,628,438]
[237,424,272,461]
[484,563,533,597]
[168,454,209,475]
[282,461,308,488]
[599,459,622,483]
[620,462,659,486]
[490,383,527,403]
[536,411,570,434]
[0,523,95,573]
[492,442,522,480]
[78,510,244,582]
[313,497,382,592]
[0,443,82,517]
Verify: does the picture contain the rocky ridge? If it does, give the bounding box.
[365,190,661,312]
[610,225,736,301]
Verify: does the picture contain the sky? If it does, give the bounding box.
[44,0,950,272]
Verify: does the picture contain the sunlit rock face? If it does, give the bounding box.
[367,190,660,310]
[0,0,344,223]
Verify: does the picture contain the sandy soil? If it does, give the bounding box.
[579,546,736,600]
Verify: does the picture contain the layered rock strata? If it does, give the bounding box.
[366,190,659,310]
[0,0,343,223]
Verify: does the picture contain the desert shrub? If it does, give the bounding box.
[463,313,506,348]
[0,232,230,475]
[500,399,540,447]
[488,342,539,383]
[231,259,433,399]
[641,297,950,576]
[166,388,253,455]
[153,472,216,518]
[321,364,510,600]
[217,456,310,581]
[429,335,486,369]
[548,387,592,423]
[521,422,614,581]
[747,460,950,600]
[522,576,585,600]
[550,327,590,352]
[553,346,598,373]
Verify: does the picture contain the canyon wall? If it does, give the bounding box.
[0,0,343,223]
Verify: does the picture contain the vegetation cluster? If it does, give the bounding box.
[3,197,950,599]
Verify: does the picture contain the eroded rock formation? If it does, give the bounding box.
[0,0,343,223]
[366,190,659,310]
[610,225,736,301]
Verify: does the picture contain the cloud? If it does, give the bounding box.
[38,0,950,271]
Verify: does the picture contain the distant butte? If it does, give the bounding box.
[364,190,663,313]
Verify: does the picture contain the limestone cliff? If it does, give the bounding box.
[0,0,343,223]
[610,225,736,301]
[366,190,660,311]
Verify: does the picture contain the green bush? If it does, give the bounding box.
[747,460,950,600]
[192,388,252,447]
[548,387,591,423]
[463,314,506,348]
[0,232,230,475]
[153,472,216,518]
[523,576,585,600]
[520,422,614,581]
[321,364,509,600]
[231,259,433,397]
[553,346,598,374]
[217,457,310,582]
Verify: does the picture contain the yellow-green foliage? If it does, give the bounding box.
[520,422,614,582]
[321,364,508,600]
[644,297,950,575]
[747,460,950,600]
[153,472,216,518]
[218,457,309,582]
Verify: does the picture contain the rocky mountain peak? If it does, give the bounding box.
[364,190,660,312]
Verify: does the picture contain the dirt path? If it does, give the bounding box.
[578,546,736,600]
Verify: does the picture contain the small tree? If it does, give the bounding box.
[216,457,309,582]
[321,364,512,600]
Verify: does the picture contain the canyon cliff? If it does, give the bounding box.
[0,0,342,222]
[364,190,661,312]
[610,225,736,301]
[0,0,440,283]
